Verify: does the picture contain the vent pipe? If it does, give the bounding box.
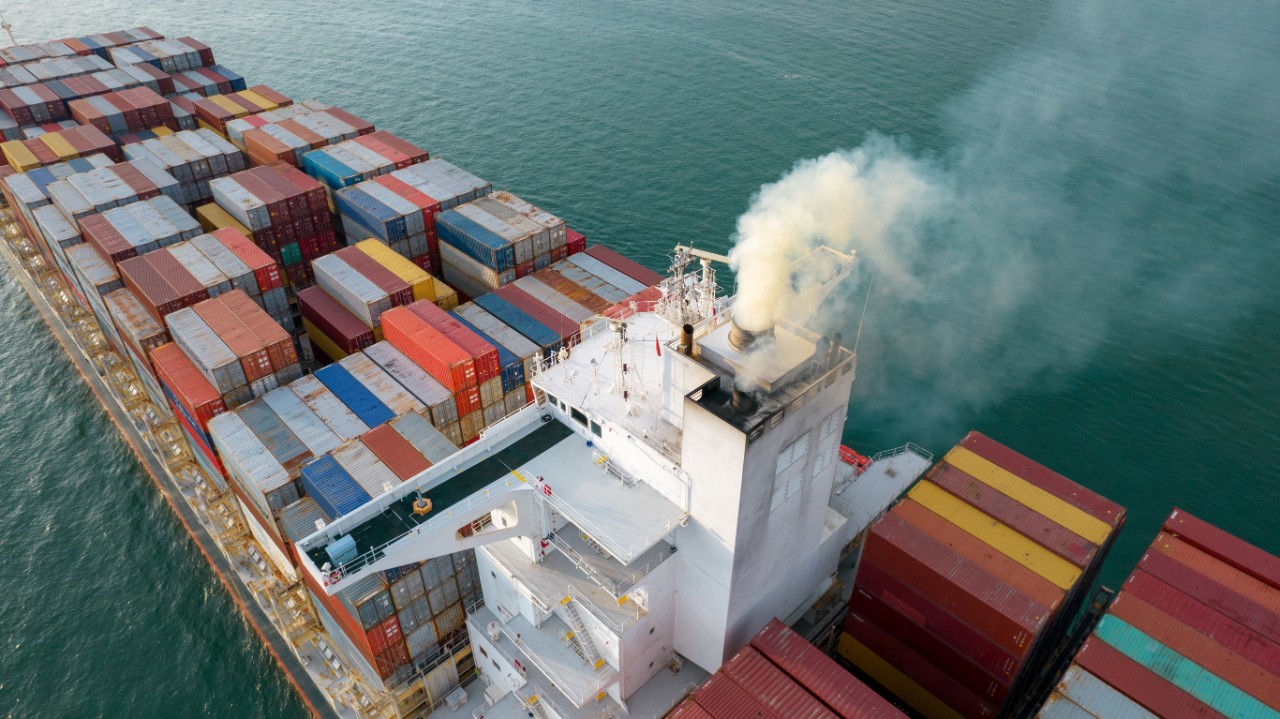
[680,323,695,356]
[728,319,775,352]
[731,386,757,415]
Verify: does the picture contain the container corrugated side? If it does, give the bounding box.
[453,303,541,385]
[513,276,594,323]
[297,285,376,354]
[313,253,391,328]
[1038,666,1158,719]
[168,241,232,295]
[333,441,401,500]
[389,412,459,465]
[564,253,647,295]
[582,244,664,286]
[263,386,342,457]
[549,261,632,304]
[361,342,458,428]
[1163,508,1280,589]
[719,645,840,719]
[237,399,312,485]
[407,300,500,382]
[290,375,369,441]
[380,306,476,391]
[166,306,247,394]
[209,411,291,512]
[280,497,330,544]
[338,352,425,417]
[691,672,785,719]
[189,232,256,295]
[472,293,560,356]
[1073,635,1228,718]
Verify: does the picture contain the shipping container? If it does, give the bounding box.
[338,352,424,417]
[472,293,561,357]
[1037,666,1159,719]
[355,238,453,307]
[582,244,664,286]
[290,375,369,442]
[360,424,431,481]
[692,671,794,719]
[165,306,247,395]
[262,386,342,458]
[548,261,632,304]
[193,294,273,384]
[313,253,392,329]
[298,286,376,357]
[720,645,841,719]
[280,497,331,545]
[300,455,371,521]
[209,411,294,518]
[334,245,412,307]
[388,412,459,464]
[380,306,477,391]
[332,441,401,500]
[314,363,396,429]
[218,290,299,372]
[103,287,168,359]
[1073,638,1228,719]
[564,253,648,295]
[406,300,500,382]
[1163,508,1280,589]
[361,342,458,429]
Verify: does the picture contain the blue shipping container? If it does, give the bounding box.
[210,65,248,92]
[473,294,561,358]
[435,209,515,272]
[450,312,525,393]
[303,150,359,191]
[300,455,371,520]
[335,186,403,242]
[315,364,396,429]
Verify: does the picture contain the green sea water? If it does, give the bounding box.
[1,1,1277,716]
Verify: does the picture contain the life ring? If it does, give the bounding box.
[328,570,342,585]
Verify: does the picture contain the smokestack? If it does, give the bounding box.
[829,332,843,367]
[729,319,775,353]
[680,323,695,356]
[731,386,757,414]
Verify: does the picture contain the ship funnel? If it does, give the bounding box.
[680,323,695,356]
[728,319,775,352]
[731,386,757,414]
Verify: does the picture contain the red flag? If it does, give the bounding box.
[655,337,662,356]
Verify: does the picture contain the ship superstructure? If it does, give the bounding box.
[296,250,933,717]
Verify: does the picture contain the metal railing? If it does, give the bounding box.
[494,618,610,707]
[566,584,642,636]
[531,473,683,565]
[869,442,934,464]
[548,533,672,602]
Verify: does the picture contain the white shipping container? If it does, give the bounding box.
[513,276,594,323]
[361,342,458,427]
[263,386,342,457]
[312,254,391,329]
[189,233,257,295]
[289,375,369,441]
[208,412,292,518]
[338,352,425,417]
[332,441,401,499]
[165,307,248,393]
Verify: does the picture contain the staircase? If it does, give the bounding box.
[550,534,624,600]
[524,691,553,719]
[560,597,607,671]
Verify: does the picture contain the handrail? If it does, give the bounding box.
[870,442,934,463]
[532,473,681,565]
[479,545,553,614]
[519,685,572,719]
[495,619,608,707]
[566,584,642,635]
[549,533,673,602]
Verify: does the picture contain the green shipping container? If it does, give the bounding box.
[281,242,303,266]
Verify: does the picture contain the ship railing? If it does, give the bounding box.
[532,473,682,566]
[329,474,529,585]
[496,618,608,707]
[520,685,574,719]
[480,544,554,615]
[566,584,643,636]
[869,442,933,464]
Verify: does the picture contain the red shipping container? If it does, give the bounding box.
[254,164,310,220]
[112,162,160,201]
[151,343,226,431]
[893,497,1064,611]
[566,228,586,255]
[1108,590,1280,709]
[1123,570,1280,678]
[844,611,998,718]
[406,300,499,382]
[298,286,375,354]
[495,285,581,345]
[515,260,534,278]
[324,107,375,136]
[24,139,58,167]
[360,425,431,481]
[720,646,840,719]
[118,255,181,321]
[1073,638,1228,719]
[692,672,786,719]
[145,251,210,310]
[584,244,664,285]
[381,306,476,391]
[850,564,1021,689]
[1163,508,1280,590]
[218,291,298,372]
[927,463,1098,570]
[373,639,411,680]
[366,614,404,656]
[175,36,215,66]
[861,514,1045,658]
[335,246,413,307]
[373,174,440,224]
[193,297,273,383]
[212,227,281,292]
[550,245,569,262]
[666,702,716,719]
[957,431,1125,529]
[1141,534,1280,644]
[248,84,292,108]
[454,385,482,418]
[750,618,906,719]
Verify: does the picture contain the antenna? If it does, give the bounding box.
[853,272,874,355]
[0,14,15,49]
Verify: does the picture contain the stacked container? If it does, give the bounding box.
[390,159,491,211]
[224,101,329,146]
[563,252,649,296]
[240,107,376,167]
[71,29,165,60]
[453,303,541,409]
[43,156,180,224]
[1,125,118,171]
[227,103,370,149]
[566,228,587,255]
[582,244,664,286]
[122,128,249,205]
[209,163,338,287]
[359,424,431,481]
[117,250,210,323]
[75,195,202,267]
[68,87,177,139]
[0,83,71,125]
[186,86,292,134]
[0,153,110,234]
[472,292,562,360]
[546,258,634,305]
[189,227,290,329]
[313,363,396,430]
[362,342,461,446]
[0,54,113,87]
[1037,509,1280,719]
[336,174,444,273]
[151,341,226,475]
[528,265,613,316]
[670,619,907,719]
[298,285,376,362]
[839,431,1125,719]
[167,66,248,98]
[406,300,500,426]
[312,253,397,330]
[354,238,456,310]
[448,310,528,415]
[103,287,169,407]
[108,38,214,72]
[338,352,424,418]
[64,243,124,337]
[300,131,429,191]
[379,306,483,441]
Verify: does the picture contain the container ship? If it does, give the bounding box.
[2,27,1277,719]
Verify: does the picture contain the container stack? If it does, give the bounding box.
[1,124,118,171]
[225,103,370,149]
[407,300,501,431]
[151,341,227,481]
[0,154,112,239]
[64,243,125,341]
[298,284,377,363]
[42,156,181,224]
[379,304,489,443]
[363,342,463,446]
[335,174,444,273]
[117,250,210,323]
[453,302,542,408]
[166,95,199,132]
[839,431,1126,719]
[68,87,177,139]
[122,128,249,206]
[108,38,215,72]
[72,29,165,59]
[562,251,652,297]
[311,253,400,330]
[1037,509,1280,719]
[188,228,292,330]
[185,86,292,135]
[354,239,456,310]
[300,131,429,191]
[434,191,566,299]
[0,83,72,125]
[165,289,302,411]
[103,287,170,407]
[75,195,202,267]
[667,618,907,719]
[448,311,529,416]
[240,107,376,167]
[167,66,248,97]
[209,162,338,287]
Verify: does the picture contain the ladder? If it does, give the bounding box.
[560,597,607,671]
[524,691,552,719]
[549,534,622,600]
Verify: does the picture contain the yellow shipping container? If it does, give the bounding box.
[236,89,277,112]
[152,125,175,137]
[302,318,347,363]
[355,239,438,302]
[908,481,1082,591]
[2,141,40,172]
[944,447,1112,545]
[837,633,963,719]
[209,94,251,117]
[433,281,458,310]
[39,132,78,161]
[196,203,253,240]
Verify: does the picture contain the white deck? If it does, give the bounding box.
[829,447,934,534]
[523,436,685,564]
[482,540,641,630]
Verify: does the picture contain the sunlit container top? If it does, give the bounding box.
[332,440,401,499]
[208,411,292,494]
[338,352,425,417]
[263,386,342,457]
[289,375,369,442]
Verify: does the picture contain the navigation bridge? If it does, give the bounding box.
[296,405,688,597]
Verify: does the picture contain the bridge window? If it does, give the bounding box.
[571,407,588,427]
[771,432,812,511]
[590,420,602,438]
[545,392,558,407]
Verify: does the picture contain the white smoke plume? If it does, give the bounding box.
[728,0,1280,439]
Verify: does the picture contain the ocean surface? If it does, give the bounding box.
[1,1,1277,716]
